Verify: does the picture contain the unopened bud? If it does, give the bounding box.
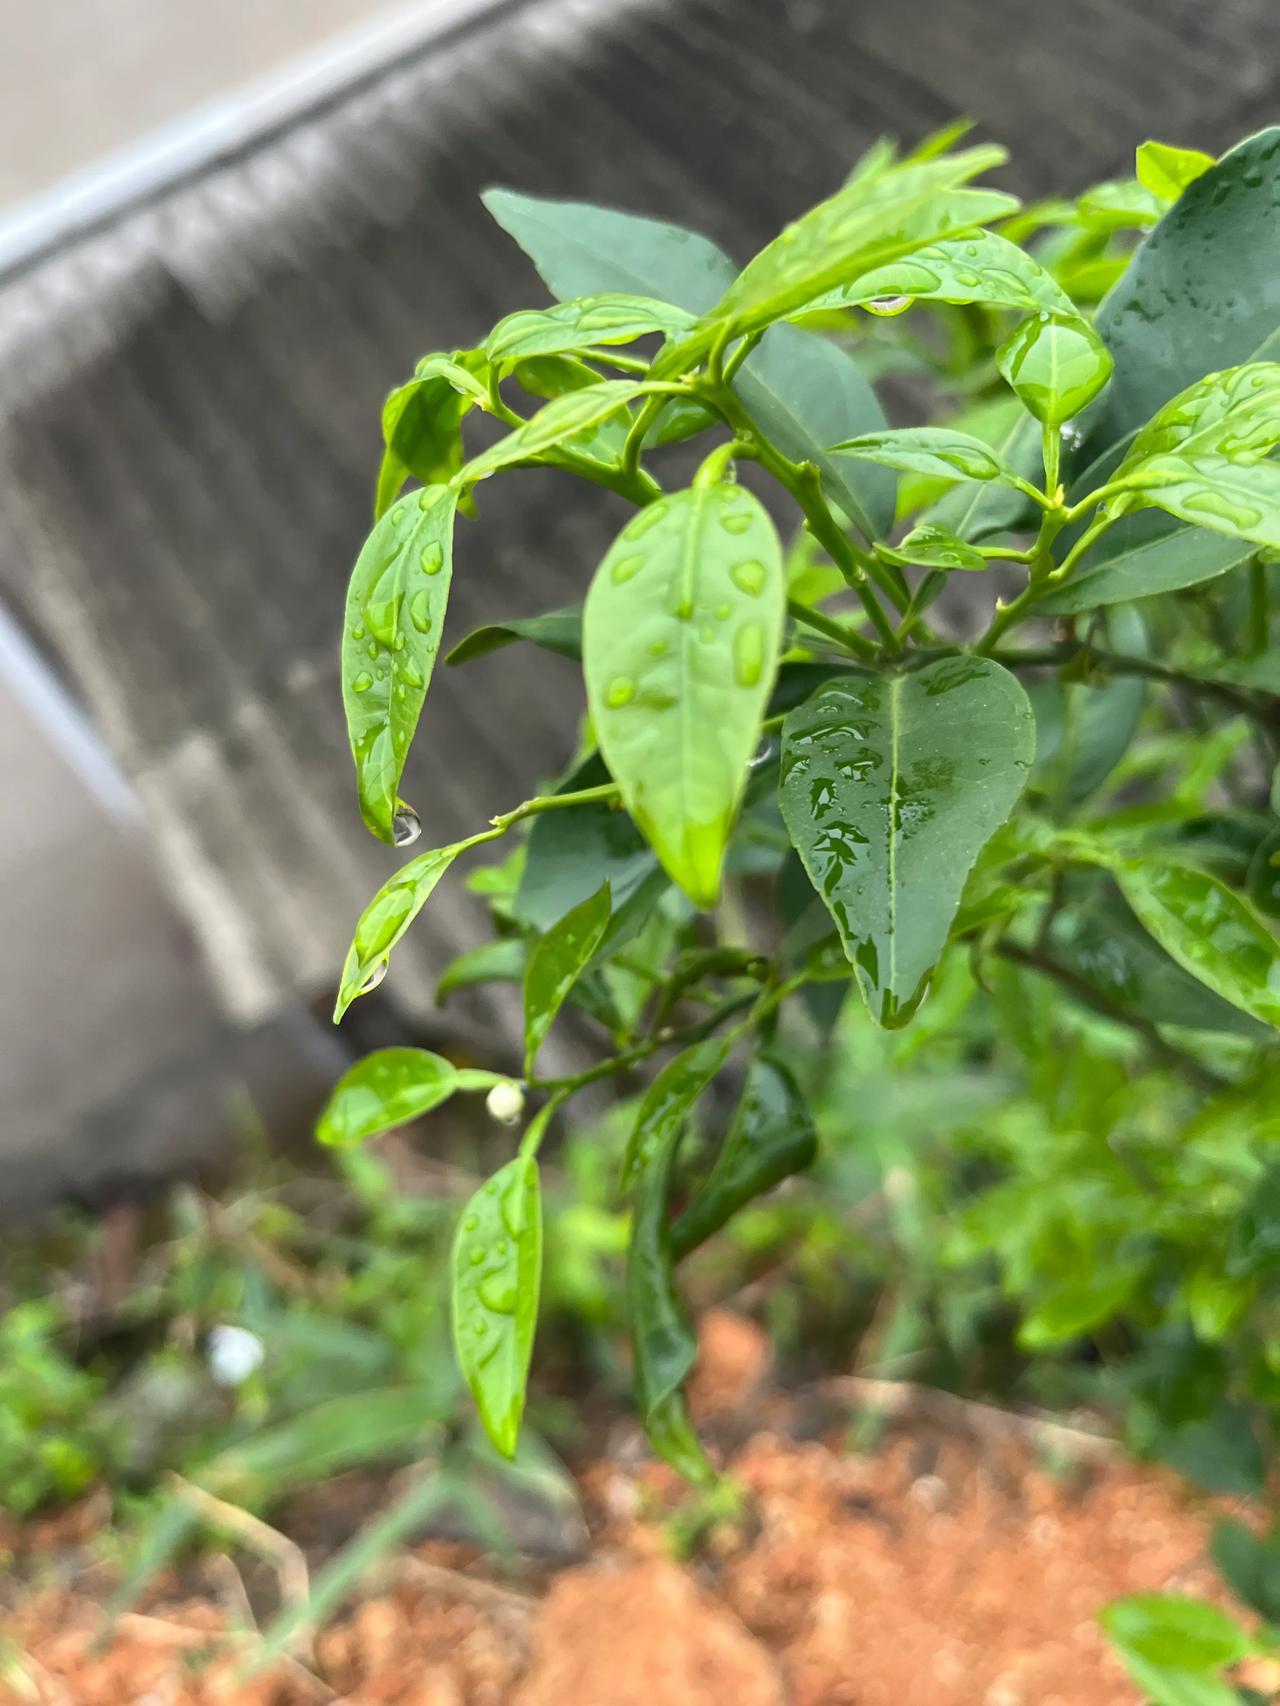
[486,1080,525,1125]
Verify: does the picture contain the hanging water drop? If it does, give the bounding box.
[393,806,422,847]
[605,676,637,708]
[865,294,913,316]
[358,959,389,994]
[350,671,374,693]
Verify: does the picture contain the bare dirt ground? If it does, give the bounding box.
[4,1313,1272,1706]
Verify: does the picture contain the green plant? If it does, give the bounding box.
[0,1301,110,1515]
[320,125,1280,1483]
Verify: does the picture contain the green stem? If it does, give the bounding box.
[788,597,877,662]
[992,644,1265,719]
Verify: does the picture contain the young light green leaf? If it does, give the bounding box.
[1117,364,1280,469]
[461,381,646,483]
[1114,860,1280,1028]
[996,311,1113,426]
[376,356,487,519]
[445,605,582,667]
[1112,455,1280,551]
[481,187,894,540]
[335,833,486,1020]
[828,426,1031,487]
[1136,140,1215,204]
[452,1156,542,1459]
[342,484,458,843]
[627,1124,715,1485]
[875,523,986,571]
[1076,178,1164,230]
[779,658,1035,1027]
[1101,1595,1250,1671]
[670,1056,817,1260]
[620,1035,730,1189]
[316,1047,460,1147]
[673,147,1018,353]
[486,294,695,364]
[584,484,785,907]
[801,228,1075,318]
[522,881,612,1075]
[436,937,526,1004]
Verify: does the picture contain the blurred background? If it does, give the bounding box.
[2,4,1279,1702]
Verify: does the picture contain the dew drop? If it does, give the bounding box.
[715,602,732,620]
[389,508,407,527]
[420,543,444,575]
[719,508,753,535]
[351,625,365,640]
[626,501,668,538]
[463,1215,479,1233]
[393,807,422,847]
[478,1274,518,1314]
[733,622,766,688]
[468,1246,485,1266]
[648,638,669,657]
[409,590,433,633]
[400,657,424,688]
[606,676,637,707]
[730,559,767,596]
[366,641,379,661]
[675,598,694,621]
[865,294,913,316]
[611,553,645,585]
[350,671,374,693]
[358,959,388,994]
[418,489,434,511]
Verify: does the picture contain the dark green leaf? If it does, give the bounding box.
[621,1036,729,1189]
[779,658,1034,1026]
[627,1123,715,1484]
[316,1047,461,1147]
[1039,511,1253,614]
[829,425,1029,485]
[522,882,612,1074]
[671,1056,817,1259]
[1029,607,1146,803]
[1211,1519,1280,1624]
[1115,859,1280,1028]
[342,485,458,842]
[486,294,694,364]
[584,483,785,906]
[996,312,1113,426]
[445,605,582,667]
[436,937,526,1003]
[452,1157,542,1458]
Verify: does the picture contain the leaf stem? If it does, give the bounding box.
[788,597,877,662]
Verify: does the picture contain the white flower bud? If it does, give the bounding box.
[207,1324,265,1388]
[485,1079,526,1126]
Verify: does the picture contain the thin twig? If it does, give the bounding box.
[167,1477,310,1630]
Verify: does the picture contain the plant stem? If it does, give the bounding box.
[788,597,877,662]
[992,644,1265,718]
[1248,555,1270,654]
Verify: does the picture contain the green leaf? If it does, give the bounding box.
[375,357,484,519]
[1076,178,1164,230]
[522,882,612,1074]
[1038,511,1253,614]
[1115,859,1280,1027]
[670,1056,817,1259]
[445,605,582,666]
[679,146,1018,350]
[436,937,526,1003]
[335,834,483,1020]
[627,1124,715,1484]
[779,658,1035,1026]
[1079,127,1280,479]
[1019,1261,1148,1348]
[828,425,1030,486]
[481,187,894,541]
[621,1035,730,1189]
[875,523,986,571]
[1136,141,1216,204]
[342,485,458,843]
[316,1047,460,1147]
[486,294,694,364]
[461,381,646,483]
[996,311,1113,426]
[1101,1595,1250,1671]
[452,1157,542,1458]
[1212,1519,1280,1624]
[1029,607,1146,803]
[584,484,785,906]
[801,228,1075,317]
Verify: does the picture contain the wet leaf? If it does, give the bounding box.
[802,227,1074,316]
[1039,511,1252,613]
[779,658,1034,1026]
[485,294,694,364]
[875,522,986,571]
[522,882,612,1074]
[828,426,1029,486]
[445,605,582,666]
[452,1157,542,1458]
[1114,860,1280,1028]
[584,484,785,906]
[620,1036,730,1189]
[671,1056,817,1259]
[375,357,485,519]
[316,1048,461,1147]
[996,312,1113,426]
[461,381,647,482]
[342,485,459,843]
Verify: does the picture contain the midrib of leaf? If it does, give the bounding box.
[676,488,708,847]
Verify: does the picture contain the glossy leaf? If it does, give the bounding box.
[803,228,1075,317]
[828,426,1029,486]
[679,146,1017,350]
[461,381,646,483]
[375,357,484,519]
[620,1035,730,1189]
[485,294,694,364]
[584,484,785,906]
[671,1056,817,1259]
[1078,127,1280,480]
[1101,1596,1249,1671]
[317,1047,461,1147]
[342,484,458,842]
[452,1157,542,1458]
[1136,140,1215,204]
[626,1124,715,1484]
[1039,511,1253,614]
[996,312,1113,426]
[1110,454,1280,551]
[1076,178,1164,230]
[522,882,612,1074]
[482,187,894,541]
[335,833,483,1020]
[1115,859,1280,1027]
[875,523,986,571]
[779,658,1034,1026]
[445,605,582,666]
